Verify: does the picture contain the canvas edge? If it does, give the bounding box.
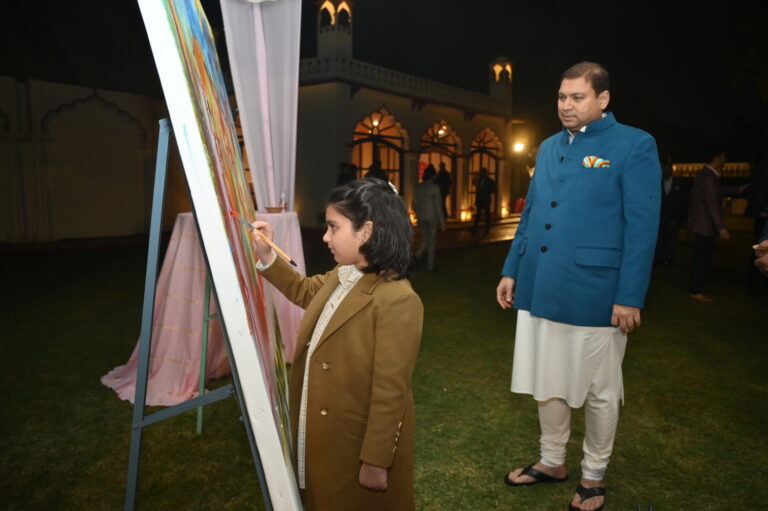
[136,0,301,508]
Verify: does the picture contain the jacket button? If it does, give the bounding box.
[540,246,548,252]
[550,201,558,207]
[545,224,552,230]
[320,408,328,416]
[322,362,330,371]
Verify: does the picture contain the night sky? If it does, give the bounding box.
[2,0,766,161]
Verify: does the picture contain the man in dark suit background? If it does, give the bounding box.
[436,162,452,219]
[655,157,689,265]
[470,167,496,234]
[687,150,729,302]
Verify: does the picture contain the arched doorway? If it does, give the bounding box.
[350,107,407,192]
[42,93,149,240]
[469,127,502,216]
[419,121,461,219]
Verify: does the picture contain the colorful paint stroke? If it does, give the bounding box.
[138,0,298,507]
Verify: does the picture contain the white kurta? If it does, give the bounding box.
[511,310,627,408]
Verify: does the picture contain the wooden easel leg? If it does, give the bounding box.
[124,119,171,511]
[122,119,274,510]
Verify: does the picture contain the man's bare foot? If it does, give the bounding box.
[505,462,567,485]
[569,478,605,511]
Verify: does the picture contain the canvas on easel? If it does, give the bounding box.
[136,0,299,509]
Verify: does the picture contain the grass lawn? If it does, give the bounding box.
[1,227,766,510]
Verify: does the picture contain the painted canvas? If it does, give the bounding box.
[137,0,299,508]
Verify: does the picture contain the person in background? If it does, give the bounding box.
[754,221,768,276]
[337,162,357,186]
[655,156,688,265]
[365,159,387,182]
[436,161,452,219]
[687,150,729,302]
[470,167,496,234]
[745,151,768,292]
[413,164,446,272]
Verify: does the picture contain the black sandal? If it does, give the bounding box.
[568,483,606,511]
[503,464,569,487]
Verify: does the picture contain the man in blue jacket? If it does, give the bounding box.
[497,62,660,511]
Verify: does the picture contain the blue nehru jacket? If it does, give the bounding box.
[501,112,661,327]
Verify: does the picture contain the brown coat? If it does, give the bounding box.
[260,257,423,511]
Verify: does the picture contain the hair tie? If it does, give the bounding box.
[387,181,399,194]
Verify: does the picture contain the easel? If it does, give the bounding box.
[124,119,273,510]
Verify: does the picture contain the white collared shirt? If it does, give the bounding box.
[567,113,607,144]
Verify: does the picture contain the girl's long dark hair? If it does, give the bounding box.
[327,178,414,280]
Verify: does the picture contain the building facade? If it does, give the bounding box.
[0,0,527,243]
[293,0,525,226]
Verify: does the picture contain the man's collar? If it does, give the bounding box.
[565,112,615,138]
[705,164,721,178]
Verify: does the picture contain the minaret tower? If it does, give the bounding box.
[489,56,513,104]
[317,0,353,58]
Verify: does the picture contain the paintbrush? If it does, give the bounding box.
[230,210,297,267]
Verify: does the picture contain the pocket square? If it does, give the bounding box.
[582,156,611,168]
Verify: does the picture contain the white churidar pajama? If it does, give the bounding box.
[511,310,627,481]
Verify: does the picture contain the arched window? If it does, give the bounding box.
[337,1,351,27]
[319,1,335,27]
[469,128,502,215]
[351,108,408,192]
[419,121,461,218]
[492,62,513,83]
[319,7,333,27]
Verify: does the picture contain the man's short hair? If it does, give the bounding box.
[562,62,610,95]
[705,146,726,164]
